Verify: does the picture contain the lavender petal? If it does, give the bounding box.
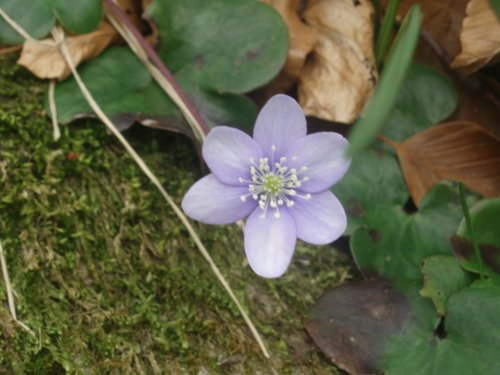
[182,174,257,224]
[286,132,351,193]
[253,94,307,157]
[203,126,264,186]
[288,190,346,245]
[244,208,297,278]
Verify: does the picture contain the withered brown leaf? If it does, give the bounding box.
[18,22,119,80]
[390,122,500,206]
[451,0,500,74]
[261,0,318,96]
[298,0,378,123]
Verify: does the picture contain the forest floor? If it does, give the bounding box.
[0,54,355,374]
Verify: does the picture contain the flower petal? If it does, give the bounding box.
[286,132,351,193]
[182,174,257,224]
[288,190,346,245]
[253,94,307,156]
[244,208,297,278]
[203,126,263,186]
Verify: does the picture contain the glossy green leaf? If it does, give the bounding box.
[420,255,474,316]
[332,146,408,235]
[351,183,464,280]
[382,63,458,142]
[0,0,54,44]
[152,0,287,94]
[54,48,188,134]
[52,0,102,34]
[348,5,422,156]
[53,0,287,132]
[384,285,500,375]
[0,0,102,44]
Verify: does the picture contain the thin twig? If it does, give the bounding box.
[48,80,61,141]
[0,239,35,337]
[50,26,270,359]
[104,0,210,142]
[0,44,21,56]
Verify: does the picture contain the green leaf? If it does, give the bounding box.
[458,198,500,247]
[53,48,187,134]
[382,63,458,142]
[384,285,500,375]
[52,0,102,34]
[451,235,500,285]
[0,0,54,44]
[420,255,474,316]
[351,183,464,280]
[348,5,422,156]
[332,146,408,235]
[0,0,102,44]
[53,0,288,132]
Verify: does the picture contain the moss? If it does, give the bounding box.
[0,55,353,374]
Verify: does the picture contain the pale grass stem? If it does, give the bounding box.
[0,7,270,360]
[0,238,35,337]
[48,80,61,141]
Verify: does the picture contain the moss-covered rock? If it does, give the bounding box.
[0,55,352,374]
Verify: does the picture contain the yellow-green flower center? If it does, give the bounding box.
[263,175,283,195]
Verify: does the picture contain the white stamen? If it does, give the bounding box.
[244,151,310,218]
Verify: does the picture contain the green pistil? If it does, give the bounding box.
[263,175,283,195]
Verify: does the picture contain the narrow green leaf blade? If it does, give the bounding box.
[348,5,423,156]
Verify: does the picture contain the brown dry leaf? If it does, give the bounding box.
[451,0,500,74]
[261,0,318,95]
[298,0,378,123]
[18,22,119,80]
[394,0,469,61]
[390,122,500,206]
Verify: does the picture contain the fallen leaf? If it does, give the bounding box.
[451,0,500,74]
[261,0,318,96]
[304,279,418,375]
[298,0,378,123]
[389,122,500,206]
[18,22,119,80]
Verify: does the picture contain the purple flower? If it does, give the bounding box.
[182,94,351,278]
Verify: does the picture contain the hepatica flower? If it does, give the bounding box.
[182,94,351,278]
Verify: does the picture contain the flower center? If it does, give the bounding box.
[263,175,283,195]
[239,145,311,219]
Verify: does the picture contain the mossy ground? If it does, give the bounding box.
[0,55,354,374]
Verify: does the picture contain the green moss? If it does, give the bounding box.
[0,55,352,374]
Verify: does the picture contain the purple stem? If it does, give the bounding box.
[104,0,211,136]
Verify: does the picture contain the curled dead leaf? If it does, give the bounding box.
[261,0,318,95]
[299,0,378,123]
[386,122,500,206]
[451,0,500,74]
[18,22,119,80]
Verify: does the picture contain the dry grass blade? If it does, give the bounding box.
[50,25,270,360]
[48,80,61,141]
[386,122,500,206]
[0,239,35,337]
